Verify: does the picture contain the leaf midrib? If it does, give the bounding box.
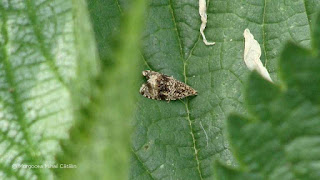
[169,0,204,178]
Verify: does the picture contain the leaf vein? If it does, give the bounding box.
[0,4,46,178]
[262,0,268,67]
[25,0,68,88]
[183,100,204,180]
[131,149,156,180]
[168,0,184,59]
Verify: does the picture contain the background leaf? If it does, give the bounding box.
[214,12,320,180]
[130,0,320,179]
[0,0,98,179]
[55,0,147,179]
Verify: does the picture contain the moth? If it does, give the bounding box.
[139,70,197,101]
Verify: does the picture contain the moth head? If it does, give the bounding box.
[142,70,151,77]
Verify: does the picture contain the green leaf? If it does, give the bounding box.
[215,12,320,180]
[55,0,147,179]
[130,0,320,179]
[1,0,318,179]
[0,0,98,179]
[279,43,320,105]
[214,162,262,180]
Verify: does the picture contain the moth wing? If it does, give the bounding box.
[139,83,160,100]
[177,81,197,97]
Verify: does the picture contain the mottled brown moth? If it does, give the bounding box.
[139,70,197,101]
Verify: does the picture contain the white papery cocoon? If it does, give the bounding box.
[199,0,215,45]
[243,29,272,82]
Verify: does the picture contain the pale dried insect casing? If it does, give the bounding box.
[243,29,272,82]
[199,0,215,45]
